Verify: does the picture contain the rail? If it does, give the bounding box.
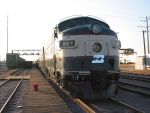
[110,98,145,113]
[0,79,23,113]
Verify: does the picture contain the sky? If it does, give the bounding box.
[0,0,150,61]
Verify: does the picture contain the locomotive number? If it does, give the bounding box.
[59,40,75,48]
[92,55,104,63]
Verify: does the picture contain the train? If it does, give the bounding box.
[38,16,121,100]
[6,53,33,69]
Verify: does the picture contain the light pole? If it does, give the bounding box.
[142,30,147,69]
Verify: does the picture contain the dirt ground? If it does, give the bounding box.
[120,64,150,75]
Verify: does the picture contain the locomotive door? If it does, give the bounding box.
[88,40,107,64]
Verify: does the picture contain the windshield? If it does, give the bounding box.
[58,17,110,32]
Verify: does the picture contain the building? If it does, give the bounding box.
[119,48,137,64]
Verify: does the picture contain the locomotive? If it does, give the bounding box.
[39,16,121,100]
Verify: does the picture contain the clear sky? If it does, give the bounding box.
[0,0,150,60]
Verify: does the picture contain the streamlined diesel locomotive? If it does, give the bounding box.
[39,16,121,100]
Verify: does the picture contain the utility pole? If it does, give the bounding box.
[142,30,147,69]
[146,16,150,54]
[139,16,150,54]
[7,15,8,53]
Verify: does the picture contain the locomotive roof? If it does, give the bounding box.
[58,16,110,32]
[59,15,106,23]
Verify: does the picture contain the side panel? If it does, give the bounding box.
[6,53,20,68]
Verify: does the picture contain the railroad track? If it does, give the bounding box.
[73,79,150,113]
[0,79,23,113]
[0,79,9,86]
[119,73,150,97]
[44,74,146,113]
[0,69,30,113]
[14,69,31,76]
[110,98,145,113]
[10,69,23,75]
[115,79,150,113]
[74,97,145,113]
[120,73,150,83]
[0,69,9,75]
[42,71,150,113]
[118,81,150,96]
[0,69,8,73]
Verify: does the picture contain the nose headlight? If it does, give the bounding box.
[91,24,101,34]
[93,42,102,52]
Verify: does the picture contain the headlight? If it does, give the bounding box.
[112,40,121,49]
[116,40,121,49]
[91,24,101,34]
[93,42,102,52]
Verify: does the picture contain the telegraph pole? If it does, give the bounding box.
[7,15,8,53]
[146,16,150,54]
[139,16,150,54]
[142,30,147,69]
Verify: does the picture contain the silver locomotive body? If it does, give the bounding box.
[39,16,121,99]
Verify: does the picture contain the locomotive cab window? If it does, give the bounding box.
[58,18,86,32]
[87,18,110,29]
